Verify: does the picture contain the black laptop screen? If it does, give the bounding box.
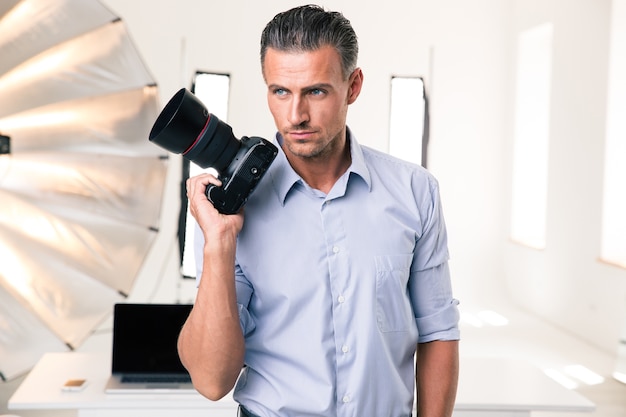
[111,303,193,374]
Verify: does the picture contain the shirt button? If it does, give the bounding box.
[338,295,345,303]
[341,345,349,353]
[333,246,340,254]
[342,395,351,403]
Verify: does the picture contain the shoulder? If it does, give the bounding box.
[360,144,439,190]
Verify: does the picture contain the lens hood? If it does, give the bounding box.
[149,88,208,155]
[149,88,239,170]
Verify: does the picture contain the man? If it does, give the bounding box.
[178,5,460,417]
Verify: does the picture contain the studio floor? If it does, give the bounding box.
[1,300,625,417]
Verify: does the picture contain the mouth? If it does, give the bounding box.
[287,129,316,140]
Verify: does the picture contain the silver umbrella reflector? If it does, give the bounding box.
[0,0,167,380]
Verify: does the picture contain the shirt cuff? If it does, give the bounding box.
[416,299,461,343]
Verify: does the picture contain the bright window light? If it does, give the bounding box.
[544,368,579,390]
[459,310,509,327]
[601,0,626,268]
[476,310,509,327]
[459,312,484,328]
[510,23,553,249]
[181,72,230,278]
[614,371,626,384]
[389,76,427,167]
[192,72,230,122]
[563,364,605,386]
[545,364,605,389]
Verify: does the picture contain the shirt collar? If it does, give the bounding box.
[269,127,372,206]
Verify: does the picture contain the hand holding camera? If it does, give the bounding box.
[149,88,278,214]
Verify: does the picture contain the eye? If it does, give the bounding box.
[309,88,325,96]
[273,88,288,97]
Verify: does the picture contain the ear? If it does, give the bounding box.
[347,68,363,104]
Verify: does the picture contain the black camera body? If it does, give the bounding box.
[149,88,278,214]
[204,135,277,214]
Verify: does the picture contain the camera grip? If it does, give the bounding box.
[204,137,277,214]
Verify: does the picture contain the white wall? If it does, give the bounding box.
[99,0,626,356]
[504,0,626,353]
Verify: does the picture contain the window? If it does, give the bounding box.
[601,0,626,268]
[388,76,429,167]
[510,23,553,249]
[179,72,230,278]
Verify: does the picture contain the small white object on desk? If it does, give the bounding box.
[61,379,88,392]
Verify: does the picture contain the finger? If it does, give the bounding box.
[187,174,221,197]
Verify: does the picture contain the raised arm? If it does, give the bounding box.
[177,173,246,400]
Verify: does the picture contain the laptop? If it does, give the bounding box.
[105,303,197,394]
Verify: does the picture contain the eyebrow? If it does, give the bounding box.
[268,83,335,93]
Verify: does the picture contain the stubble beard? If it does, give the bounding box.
[282,125,344,162]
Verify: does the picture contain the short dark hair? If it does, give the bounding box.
[260,4,359,79]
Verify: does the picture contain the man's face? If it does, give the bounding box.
[263,45,361,161]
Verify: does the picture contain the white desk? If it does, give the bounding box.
[8,352,236,417]
[453,357,595,416]
[9,353,595,417]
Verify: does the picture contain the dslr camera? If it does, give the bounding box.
[149,88,278,214]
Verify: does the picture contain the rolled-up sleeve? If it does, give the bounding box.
[235,264,256,336]
[410,176,460,343]
[411,262,460,342]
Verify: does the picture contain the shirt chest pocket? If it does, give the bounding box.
[375,254,415,333]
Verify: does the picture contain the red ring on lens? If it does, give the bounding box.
[183,114,212,155]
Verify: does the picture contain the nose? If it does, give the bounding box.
[288,96,309,127]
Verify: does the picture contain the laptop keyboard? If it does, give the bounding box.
[121,375,192,384]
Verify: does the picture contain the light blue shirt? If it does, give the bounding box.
[195,129,460,417]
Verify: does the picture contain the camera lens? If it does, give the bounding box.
[149,88,239,171]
